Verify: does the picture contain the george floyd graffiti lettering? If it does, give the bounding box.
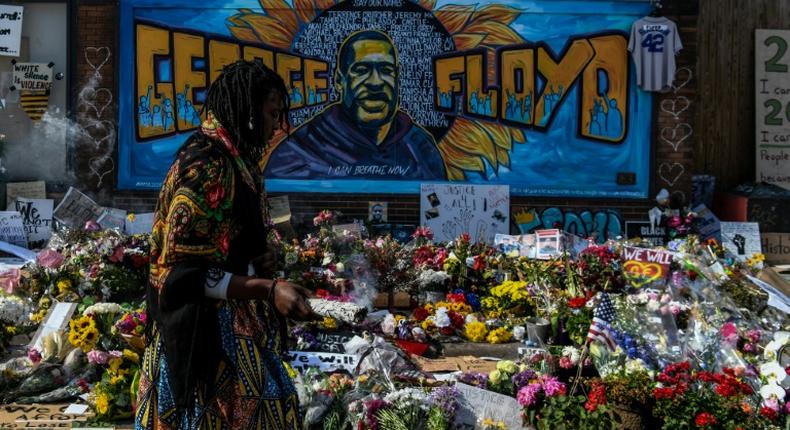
[118,0,653,197]
[513,207,622,243]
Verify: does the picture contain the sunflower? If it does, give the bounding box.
[56,279,72,294]
[227,0,526,180]
[94,392,110,415]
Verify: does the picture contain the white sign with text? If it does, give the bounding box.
[0,5,23,57]
[756,29,790,190]
[420,183,509,244]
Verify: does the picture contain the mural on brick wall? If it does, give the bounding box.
[514,207,623,243]
[119,0,652,197]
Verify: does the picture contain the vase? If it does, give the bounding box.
[526,317,550,344]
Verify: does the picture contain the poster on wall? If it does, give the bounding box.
[118,0,653,197]
[11,62,53,121]
[0,5,23,57]
[420,183,508,244]
[756,29,790,190]
[721,222,762,262]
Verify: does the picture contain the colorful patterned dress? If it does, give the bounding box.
[135,117,300,429]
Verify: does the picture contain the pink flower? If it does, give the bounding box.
[721,322,739,345]
[670,304,681,315]
[37,249,65,269]
[27,348,41,364]
[0,268,20,294]
[109,246,125,263]
[747,330,761,344]
[412,226,434,241]
[87,350,109,365]
[559,356,574,369]
[541,376,566,397]
[517,383,542,407]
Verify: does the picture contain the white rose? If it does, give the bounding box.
[512,326,525,341]
[335,262,345,273]
[434,308,451,328]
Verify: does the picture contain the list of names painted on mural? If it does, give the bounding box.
[756,29,790,190]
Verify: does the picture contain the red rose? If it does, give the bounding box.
[568,297,587,309]
[654,387,675,400]
[694,412,717,427]
[760,407,778,421]
[412,307,429,322]
[206,183,225,209]
[440,326,455,336]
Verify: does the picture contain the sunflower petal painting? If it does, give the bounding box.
[119,0,652,198]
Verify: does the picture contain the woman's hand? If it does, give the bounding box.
[272,281,321,321]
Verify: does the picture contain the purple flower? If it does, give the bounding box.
[512,370,537,391]
[27,348,41,364]
[429,385,460,418]
[458,372,488,390]
[517,383,542,407]
[87,350,109,365]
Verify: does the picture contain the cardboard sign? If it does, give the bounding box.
[763,233,790,265]
[13,198,53,248]
[420,183,509,244]
[692,204,721,241]
[535,229,562,259]
[0,211,26,248]
[721,222,762,261]
[411,355,463,373]
[124,212,154,235]
[0,403,93,428]
[268,195,291,224]
[495,233,536,258]
[29,302,77,352]
[5,181,46,209]
[455,383,526,430]
[622,246,673,287]
[286,350,357,374]
[368,201,387,223]
[756,29,790,191]
[0,5,23,57]
[97,208,127,231]
[625,220,667,247]
[52,188,103,228]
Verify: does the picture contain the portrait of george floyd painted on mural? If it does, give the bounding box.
[120,0,654,198]
[264,30,447,180]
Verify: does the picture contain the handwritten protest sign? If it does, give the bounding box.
[420,183,509,244]
[286,350,357,373]
[762,233,790,265]
[53,188,103,228]
[0,5,23,57]
[12,62,52,92]
[5,181,45,209]
[622,246,673,287]
[455,383,526,430]
[721,222,762,262]
[13,198,53,248]
[692,204,721,242]
[0,403,94,428]
[0,211,26,248]
[305,330,355,354]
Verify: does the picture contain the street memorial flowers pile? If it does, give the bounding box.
[0,209,787,429]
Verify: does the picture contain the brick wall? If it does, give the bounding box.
[72,1,699,234]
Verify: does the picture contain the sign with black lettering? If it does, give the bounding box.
[12,62,52,93]
[0,403,91,428]
[762,233,790,265]
[625,220,667,246]
[13,198,53,249]
[0,211,26,248]
[0,5,23,57]
[305,330,355,353]
[286,350,357,373]
[52,187,103,229]
[756,29,790,190]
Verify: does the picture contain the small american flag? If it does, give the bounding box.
[587,292,617,351]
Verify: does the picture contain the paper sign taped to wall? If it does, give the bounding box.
[721,222,762,262]
[5,181,46,209]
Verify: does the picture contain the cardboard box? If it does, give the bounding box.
[762,233,790,265]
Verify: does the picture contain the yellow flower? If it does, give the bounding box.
[127,213,136,222]
[487,327,513,344]
[423,303,434,314]
[110,375,125,385]
[68,331,81,347]
[4,325,16,335]
[421,320,434,331]
[496,360,517,374]
[464,321,488,342]
[108,357,122,374]
[56,279,72,294]
[95,392,110,415]
[489,370,503,384]
[320,316,338,329]
[357,374,369,384]
[122,349,139,364]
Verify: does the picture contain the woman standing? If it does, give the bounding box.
[135,60,314,429]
